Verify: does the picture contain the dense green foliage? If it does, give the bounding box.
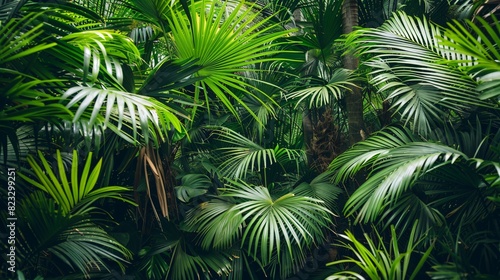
[0,0,499,279]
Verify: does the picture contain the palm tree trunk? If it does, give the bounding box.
[342,0,365,145]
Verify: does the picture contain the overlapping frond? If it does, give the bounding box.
[19,150,135,216]
[175,173,212,203]
[294,172,343,212]
[440,15,500,100]
[327,222,434,280]
[0,12,72,159]
[185,179,333,277]
[228,182,332,265]
[10,148,135,277]
[346,12,486,135]
[62,30,141,86]
[150,237,231,280]
[61,86,183,145]
[287,68,356,108]
[168,0,295,121]
[212,127,304,179]
[13,192,132,278]
[329,124,500,240]
[138,227,234,280]
[185,199,243,250]
[329,126,466,224]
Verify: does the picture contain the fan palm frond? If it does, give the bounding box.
[185,199,243,251]
[327,221,434,280]
[167,239,233,280]
[168,0,295,122]
[230,181,333,266]
[329,126,465,223]
[440,15,500,100]
[237,62,296,141]
[71,0,134,26]
[287,68,356,108]
[139,59,204,96]
[257,0,308,23]
[329,124,500,237]
[266,241,308,279]
[212,127,304,180]
[293,171,343,212]
[128,0,175,34]
[61,29,141,86]
[139,226,233,280]
[187,179,333,270]
[346,12,486,135]
[61,86,183,145]
[19,150,135,216]
[11,191,132,278]
[301,0,344,51]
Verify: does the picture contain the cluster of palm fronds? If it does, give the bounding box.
[326,3,500,278]
[1,0,499,279]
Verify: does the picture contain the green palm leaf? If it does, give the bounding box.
[229,182,332,265]
[346,12,486,135]
[0,125,39,167]
[61,30,141,85]
[358,0,398,27]
[327,221,434,280]
[13,191,131,278]
[295,0,344,87]
[329,126,419,183]
[0,80,70,122]
[0,11,70,133]
[440,15,500,100]
[301,0,344,52]
[236,62,294,141]
[329,124,500,237]
[175,173,212,203]
[347,142,462,223]
[380,191,446,238]
[214,127,278,179]
[62,86,183,145]
[185,199,243,251]
[266,241,308,279]
[257,0,307,23]
[167,239,232,280]
[187,180,333,270]
[0,0,25,23]
[139,59,204,95]
[212,127,304,180]
[184,178,333,278]
[0,12,57,64]
[329,126,466,224]
[128,0,174,34]
[287,68,356,108]
[58,28,187,145]
[293,172,343,212]
[168,0,295,121]
[49,222,131,274]
[140,229,233,280]
[20,150,135,216]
